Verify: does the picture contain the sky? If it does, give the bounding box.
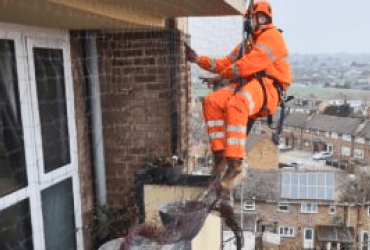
[189,0,370,55]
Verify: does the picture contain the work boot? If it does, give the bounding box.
[221,159,247,190]
[211,150,227,179]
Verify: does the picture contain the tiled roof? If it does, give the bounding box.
[305,114,363,134]
[356,120,370,138]
[284,112,310,128]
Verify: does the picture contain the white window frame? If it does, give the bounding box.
[367,206,370,217]
[327,144,334,153]
[303,228,315,249]
[355,137,365,144]
[341,147,351,157]
[354,149,364,159]
[325,131,330,138]
[342,134,352,142]
[301,202,318,213]
[329,204,336,215]
[277,202,290,212]
[361,231,370,250]
[279,226,295,238]
[331,132,338,139]
[244,200,255,211]
[0,23,83,250]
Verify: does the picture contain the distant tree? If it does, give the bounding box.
[190,100,208,145]
[338,172,370,204]
[323,104,353,117]
[234,169,280,202]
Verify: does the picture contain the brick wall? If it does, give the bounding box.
[96,27,190,212]
[253,202,355,249]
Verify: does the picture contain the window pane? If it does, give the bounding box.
[318,187,326,200]
[291,185,299,199]
[326,188,334,201]
[299,185,307,199]
[299,174,307,186]
[0,199,33,250]
[291,174,298,185]
[41,178,76,250]
[282,173,291,183]
[317,174,325,185]
[305,229,312,240]
[307,174,317,185]
[326,174,334,186]
[0,39,27,197]
[34,48,70,173]
[307,187,316,199]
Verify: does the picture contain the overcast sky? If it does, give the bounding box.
[189,0,370,55]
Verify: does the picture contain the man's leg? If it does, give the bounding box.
[202,86,234,178]
[222,79,265,190]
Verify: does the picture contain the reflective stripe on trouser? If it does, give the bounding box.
[203,86,235,151]
[225,79,278,159]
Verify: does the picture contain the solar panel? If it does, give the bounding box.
[281,173,335,200]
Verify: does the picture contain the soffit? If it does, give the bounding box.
[0,0,243,30]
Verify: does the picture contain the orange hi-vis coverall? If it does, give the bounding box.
[198,24,292,159]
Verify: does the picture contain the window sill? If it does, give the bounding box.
[277,209,290,213]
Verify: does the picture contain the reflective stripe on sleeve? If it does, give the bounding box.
[209,132,225,140]
[227,125,246,133]
[207,58,217,72]
[255,43,276,62]
[232,63,239,78]
[207,120,225,127]
[227,138,245,146]
[239,89,255,114]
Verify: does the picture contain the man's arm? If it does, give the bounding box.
[218,43,273,79]
[185,43,244,74]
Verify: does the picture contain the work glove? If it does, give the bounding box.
[184,43,198,63]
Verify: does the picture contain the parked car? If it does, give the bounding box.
[325,157,348,170]
[279,161,303,170]
[312,151,332,160]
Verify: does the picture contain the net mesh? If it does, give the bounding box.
[0,1,367,250]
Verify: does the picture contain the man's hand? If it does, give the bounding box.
[185,43,198,63]
[199,76,223,88]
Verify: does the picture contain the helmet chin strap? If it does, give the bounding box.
[251,15,271,33]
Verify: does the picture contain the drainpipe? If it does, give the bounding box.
[85,33,107,206]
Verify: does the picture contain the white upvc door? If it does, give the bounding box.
[0,23,83,250]
[303,228,314,249]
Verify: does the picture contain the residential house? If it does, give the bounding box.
[0,1,244,249]
[287,91,370,117]
[288,94,323,114]
[265,113,370,167]
[233,169,370,250]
